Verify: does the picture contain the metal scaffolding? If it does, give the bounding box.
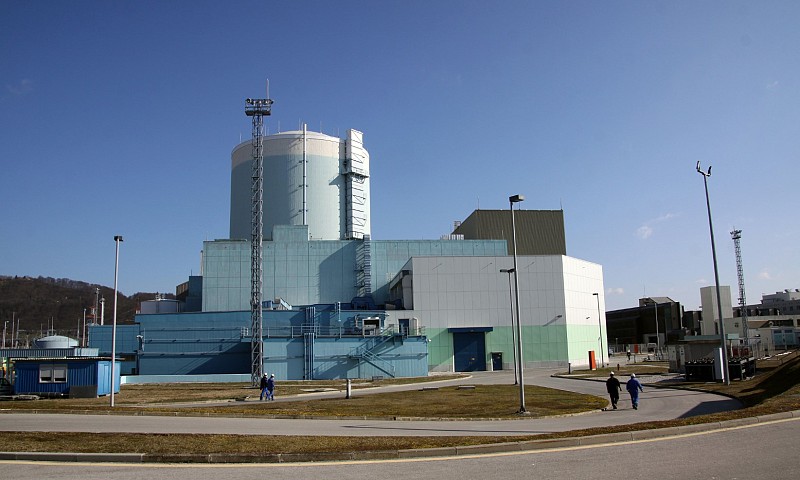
[245,95,273,386]
[731,228,749,348]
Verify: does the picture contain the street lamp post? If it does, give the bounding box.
[110,235,123,407]
[644,299,660,360]
[500,268,518,385]
[593,293,604,367]
[696,162,730,385]
[653,301,659,359]
[509,194,527,414]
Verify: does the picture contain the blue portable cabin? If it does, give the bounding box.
[13,358,121,398]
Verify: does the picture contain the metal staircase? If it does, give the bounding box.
[347,327,400,377]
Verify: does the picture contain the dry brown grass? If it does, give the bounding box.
[0,431,533,455]
[0,375,464,410]
[144,384,607,418]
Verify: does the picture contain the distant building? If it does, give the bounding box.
[738,289,800,318]
[731,288,800,352]
[605,297,686,353]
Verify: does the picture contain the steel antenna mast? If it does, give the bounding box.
[245,91,273,386]
[731,228,749,354]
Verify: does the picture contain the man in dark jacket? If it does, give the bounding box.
[605,372,621,409]
[259,373,269,401]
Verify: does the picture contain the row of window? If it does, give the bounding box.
[39,364,67,383]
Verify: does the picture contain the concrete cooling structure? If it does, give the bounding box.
[230,127,371,241]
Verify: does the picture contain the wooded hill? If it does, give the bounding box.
[0,275,172,345]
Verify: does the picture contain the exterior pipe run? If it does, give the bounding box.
[302,123,307,226]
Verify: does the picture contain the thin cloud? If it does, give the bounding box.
[606,287,624,295]
[636,226,653,239]
[5,79,33,96]
[766,80,779,90]
[758,269,772,280]
[636,213,678,240]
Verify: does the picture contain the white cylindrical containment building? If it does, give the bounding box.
[230,127,371,241]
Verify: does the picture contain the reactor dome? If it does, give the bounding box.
[230,127,370,241]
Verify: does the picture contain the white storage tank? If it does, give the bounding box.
[33,335,78,349]
[230,127,371,241]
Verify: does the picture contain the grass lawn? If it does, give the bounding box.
[1,352,798,457]
[0,376,462,409]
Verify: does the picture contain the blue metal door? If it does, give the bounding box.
[453,332,486,372]
[491,352,503,371]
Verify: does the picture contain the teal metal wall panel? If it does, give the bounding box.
[88,324,141,355]
[90,305,428,379]
[203,237,506,311]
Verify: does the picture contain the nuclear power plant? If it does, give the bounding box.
[87,103,607,382]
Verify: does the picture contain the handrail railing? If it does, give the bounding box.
[252,324,424,339]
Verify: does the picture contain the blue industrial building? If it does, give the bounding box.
[90,302,428,380]
[89,126,608,381]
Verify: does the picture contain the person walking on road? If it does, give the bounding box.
[259,373,269,401]
[266,373,275,401]
[606,372,621,409]
[626,373,644,409]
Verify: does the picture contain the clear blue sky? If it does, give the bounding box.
[2,1,798,311]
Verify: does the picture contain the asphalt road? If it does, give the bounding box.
[2,416,797,479]
[0,370,741,437]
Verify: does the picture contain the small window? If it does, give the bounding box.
[53,365,67,383]
[39,364,68,383]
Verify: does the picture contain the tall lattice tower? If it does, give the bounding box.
[731,228,749,349]
[245,94,273,386]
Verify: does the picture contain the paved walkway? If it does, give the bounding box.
[0,369,742,437]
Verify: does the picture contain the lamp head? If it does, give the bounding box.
[509,194,525,203]
[696,161,711,177]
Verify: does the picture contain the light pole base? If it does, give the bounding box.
[516,409,531,416]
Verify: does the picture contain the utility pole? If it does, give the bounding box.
[94,287,100,326]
